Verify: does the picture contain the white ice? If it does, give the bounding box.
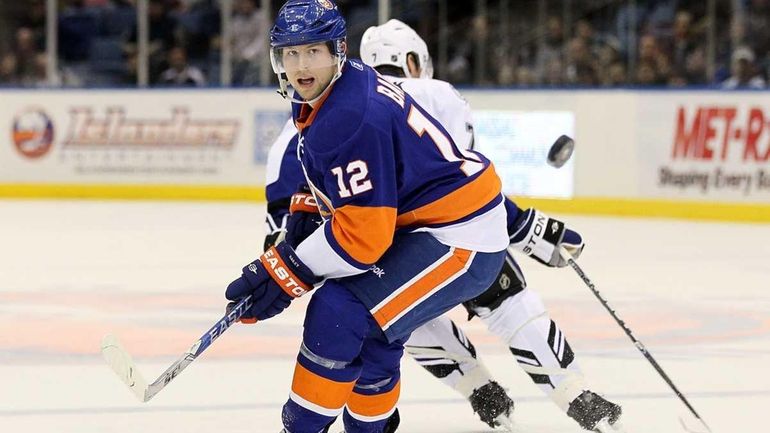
[1,200,768,433]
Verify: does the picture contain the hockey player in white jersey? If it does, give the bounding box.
[356,19,625,433]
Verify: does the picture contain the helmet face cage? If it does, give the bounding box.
[269,0,347,102]
[360,19,434,79]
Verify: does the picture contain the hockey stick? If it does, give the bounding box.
[558,247,712,433]
[100,295,253,402]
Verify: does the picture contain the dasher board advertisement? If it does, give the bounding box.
[638,93,770,203]
[473,110,575,199]
[0,90,288,186]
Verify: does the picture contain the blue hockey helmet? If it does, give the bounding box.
[270,0,348,102]
[270,0,346,50]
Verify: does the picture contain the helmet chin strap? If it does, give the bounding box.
[276,55,346,105]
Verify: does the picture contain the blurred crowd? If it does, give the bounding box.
[0,0,768,89]
[0,0,267,87]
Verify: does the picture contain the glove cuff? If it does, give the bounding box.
[289,192,319,214]
[258,243,318,298]
[510,209,565,258]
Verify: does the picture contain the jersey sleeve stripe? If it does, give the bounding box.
[330,204,397,265]
[290,362,355,411]
[396,164,502,228]
[371,248,474,331]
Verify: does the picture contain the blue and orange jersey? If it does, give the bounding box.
[291,60,508,278]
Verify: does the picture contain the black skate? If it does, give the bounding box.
[468,381,515,430]
[332,409,400,433]
[566,390,622,432]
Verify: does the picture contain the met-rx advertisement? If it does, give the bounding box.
[639,93,770,202]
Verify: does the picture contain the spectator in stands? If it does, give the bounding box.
[129,0,178,83]
[666,12,694,71]
[158,46,206,86]
[175,0,221,68]
[21,52,60,87]
[535,16,565,81]
[58,0,99,62]
[638,34,671,83]
[543,58,565,86]
[19,0,46,51]
[14,28,40,80]
[0,53,20,85]
[231,0,267,85]
[565,37,598,85]
[722,46,766,88]
[746,0,770,65]
[604,61,627,87]
[636,61,659,85]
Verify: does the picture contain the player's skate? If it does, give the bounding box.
[332,408,401,433]
[468,381,515,431]
[566,390,623,432]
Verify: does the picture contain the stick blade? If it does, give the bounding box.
[101,334,149,402]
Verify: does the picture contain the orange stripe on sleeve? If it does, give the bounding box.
[396,164,502,228]
[331,205,397,264]
[346,380,401,418]
[372,248,472,328]
[291,362,356,410]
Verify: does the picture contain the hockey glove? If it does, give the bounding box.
[509,208,584,267]
[285,190,324,248]
[225,242,319,322]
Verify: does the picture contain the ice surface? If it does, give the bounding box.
[1,200,768,432]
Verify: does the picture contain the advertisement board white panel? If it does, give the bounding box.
[0,89,289,186]
[637,92,770,203]
[473,110,575,198]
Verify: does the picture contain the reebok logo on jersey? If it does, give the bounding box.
[369,264,385,278]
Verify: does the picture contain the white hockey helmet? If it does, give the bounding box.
[360,19,434,79]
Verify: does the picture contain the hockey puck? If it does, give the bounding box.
[547,135,574,168]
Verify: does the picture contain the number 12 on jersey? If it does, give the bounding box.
[331,160,373,198]
[330,105,484,199]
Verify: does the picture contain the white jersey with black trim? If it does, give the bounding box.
[384,76,475,150]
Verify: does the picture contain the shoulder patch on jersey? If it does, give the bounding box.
[349,60,364,71]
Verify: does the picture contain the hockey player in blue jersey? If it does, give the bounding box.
[224,1,513,432]
[260,15,623,433]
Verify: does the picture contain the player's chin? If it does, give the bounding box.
[298,86,324,101]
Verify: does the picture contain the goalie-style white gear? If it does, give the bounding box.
[360,19,434,79]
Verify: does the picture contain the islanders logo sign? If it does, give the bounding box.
[12,108,54,159]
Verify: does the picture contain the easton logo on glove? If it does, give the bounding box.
[260,246,312,297]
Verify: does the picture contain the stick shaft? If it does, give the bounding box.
[559,247,710,431]
[144,295,253,400]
